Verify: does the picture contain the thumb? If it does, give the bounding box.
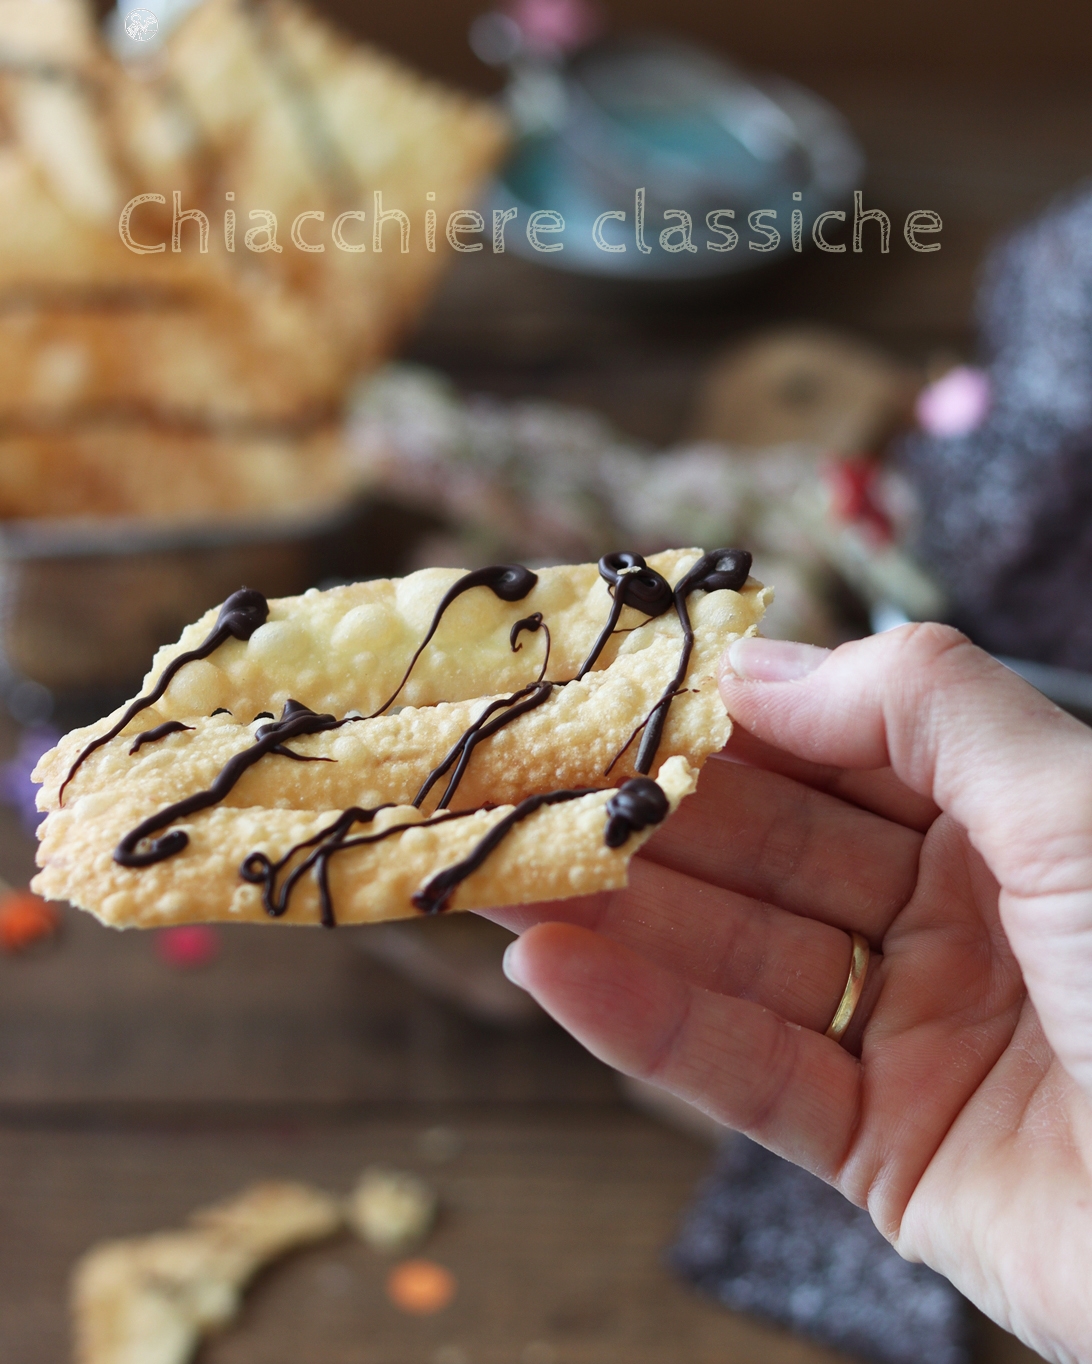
[719,624,1092,1092]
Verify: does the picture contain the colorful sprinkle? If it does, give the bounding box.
[0,891,60,953]
[156,925,220,968]
[915,365,992,438]
[385,1259,457,1315]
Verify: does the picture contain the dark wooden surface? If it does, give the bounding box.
[3,1117,857,1364]
[0,735,859,1364]
[0,731,1043,1363]
[326,0,1091,91]
[0,736,1046,1360]
[4,37,1081,1363]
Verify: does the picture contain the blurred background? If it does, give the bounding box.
[1,0,1090,1359]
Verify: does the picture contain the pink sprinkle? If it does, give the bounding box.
[915,365,992,438]
[156,925,220,968]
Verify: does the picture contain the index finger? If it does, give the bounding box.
[722,725,940,834]
[641,753,922,939]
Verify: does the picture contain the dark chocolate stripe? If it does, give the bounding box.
[412,787,597,915]
[601,549,752,778]
[604,777,669,846]
[631,549,751,774]
[311,810,475,927]
[61,587,269,803]
[241,804,392,923]
[574,553,674,681]
[413,681,554,811]
[242,772,671,927]
[510,612,551,683]
[367,564,538,719]
[413,614,555,809]
[113,699,343,868]
[128,720,194,754]
[241,805,476,927]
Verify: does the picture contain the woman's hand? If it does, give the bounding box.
[484,624,1092,1363]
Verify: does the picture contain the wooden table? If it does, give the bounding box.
[0,739,1042,1364]
[0,761,836,1364]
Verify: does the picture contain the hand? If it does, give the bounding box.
[484,624,1092,1363]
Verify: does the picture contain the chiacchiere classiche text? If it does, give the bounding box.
[119,189,942,256]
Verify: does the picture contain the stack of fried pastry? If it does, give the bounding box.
[0,0,506,524]
[33,550,770,928]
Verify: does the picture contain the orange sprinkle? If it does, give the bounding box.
[0,892,60,954]
[385,1259,457,1315]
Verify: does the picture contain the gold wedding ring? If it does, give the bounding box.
[824,931,870,1043]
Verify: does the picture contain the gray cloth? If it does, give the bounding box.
[668,1137,970,1364]
[899,184,1092,669]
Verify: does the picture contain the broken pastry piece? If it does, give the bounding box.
[348,1166,438,1254]
[33,549,770,929]
[71,1181,343,1364]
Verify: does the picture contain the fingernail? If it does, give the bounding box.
[724,637,832,683]
[502,940,524,988]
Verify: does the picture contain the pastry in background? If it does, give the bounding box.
[0,0,508,522]
[0,425,356,522]
[0,0,204,297]
[0,296,344,427]
[71,1182,344,1364]
[33,551,766,927]
[163,0,508,361]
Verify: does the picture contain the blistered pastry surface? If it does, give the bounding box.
[36,757,697,929]
[33,551,770,927]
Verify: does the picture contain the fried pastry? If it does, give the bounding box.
[0,0,99,68]
[33,550,770,928]
[0,296,348,428]
[0,0,507,445]
[163,0,509,359]
[0,423,358,522]
[71,1182,343,1364]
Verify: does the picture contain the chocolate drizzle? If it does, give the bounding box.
[510,612,551,682]
[61,587,269,803]
[576,553,674,680]
[128,720,194,755]
[113,699,343,868]
[412,787,595,914]
[609,549,753,776]
[604,777,670,846]
[241,805,390,922]
[412,681,554,811]
[105,549,753,928]
[241,805,474,928]
[411,614,556,810]
[410,775,672,914]
[241,772,671,925]
[368,564,539,719]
